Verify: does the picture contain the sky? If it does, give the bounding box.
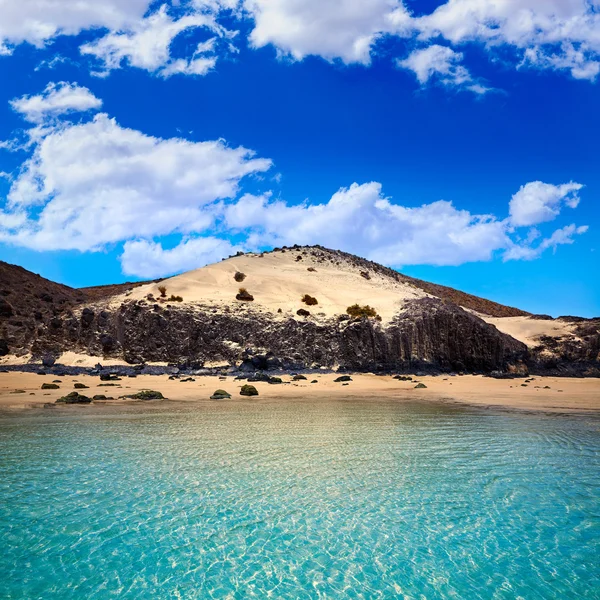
[0,0,598,317]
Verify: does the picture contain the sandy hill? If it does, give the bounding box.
[123,245,526,319]
[0,247,597,375]
[121,245,565,347]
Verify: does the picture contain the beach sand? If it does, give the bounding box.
[1,372,599,414]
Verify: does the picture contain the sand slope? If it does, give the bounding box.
[122,248,429,322]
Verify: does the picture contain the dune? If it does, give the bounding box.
[119,248,429,322]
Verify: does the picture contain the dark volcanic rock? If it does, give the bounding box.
[0,298,13,317]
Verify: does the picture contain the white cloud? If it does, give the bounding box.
[504,224,589,260]
[0,85,588,277]
[121,237,239,277]
[0,0,152,52]
[244,0,410,64]
[242,0,600,83]
[9,82,102,124]
[226,183,509,266]
[397,44,488,93]
[0,0,599,86]
[414,0,600,80]
[80,5,230,77]
[0,108,271,251]
[508,181,583,227]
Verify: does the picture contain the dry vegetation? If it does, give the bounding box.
[301,294,318,306]
[346,304,381,320]
[236,288,254,302]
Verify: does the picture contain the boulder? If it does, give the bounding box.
[240,384,259,396]
[56,392,92,404]
[42,355,56,367]
[123,390,165,400]
[334,375,352,382]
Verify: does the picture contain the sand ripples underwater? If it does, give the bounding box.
[0,399,599,599]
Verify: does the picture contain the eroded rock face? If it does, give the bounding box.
[25,297,527,374]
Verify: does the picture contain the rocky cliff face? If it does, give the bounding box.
[21,295,528,374]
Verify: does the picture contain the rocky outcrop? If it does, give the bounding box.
[16,295,527,374]
[528,318,600,376]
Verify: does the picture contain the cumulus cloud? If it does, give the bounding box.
[397,44,488,93]
[0,0,152,52]
[244,0,409,64]
[121,237,239,277]
[226,183,506,266]
[0,85,588,278]
[223,180,587,271]
[508,181,583,227]
[0,93,272,251]
[9,82,102,124]
[504,224,589,260]
[80,5,232,77]
[1,1,599,86]
[242,0,600,83]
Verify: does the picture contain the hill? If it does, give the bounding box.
[0,246,597,375]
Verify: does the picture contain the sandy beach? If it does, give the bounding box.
[1,371,599,414]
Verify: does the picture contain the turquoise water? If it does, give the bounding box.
[0,399,599,599]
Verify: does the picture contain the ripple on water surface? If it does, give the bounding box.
[0,399,599,599]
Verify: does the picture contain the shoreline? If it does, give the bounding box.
[1,372,599,415]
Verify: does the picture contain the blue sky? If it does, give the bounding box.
[0,0,598,316]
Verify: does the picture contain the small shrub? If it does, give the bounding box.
[41,383,59,390]
[297,308,310,317]
[346,304,379,319]
[360,271,371,280]
[74,383,89,389]
[334,375,352,383]
[296,255,303,261]
[414,383,427,389]
[168,295,183,302]
[234,271,246,282]
[236,288,254,302]
[158,285,167,297]
[301,294,318,306]
[307,267,317,272]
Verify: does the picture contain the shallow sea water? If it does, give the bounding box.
[0,398,599,599]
